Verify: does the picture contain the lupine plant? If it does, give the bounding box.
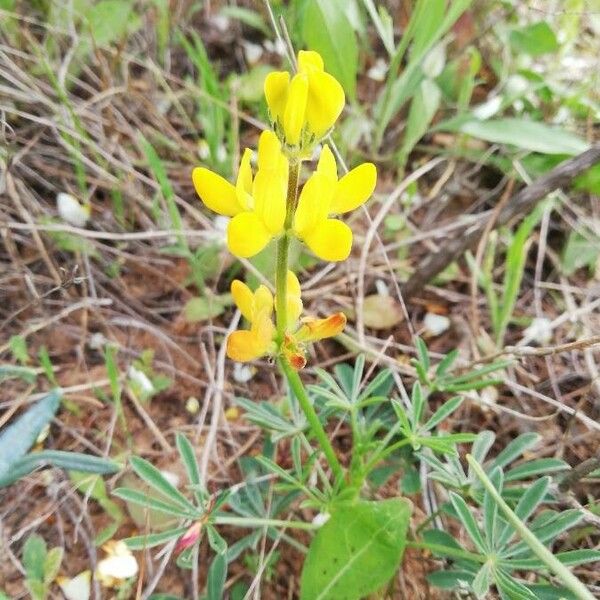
[114,50,599,599]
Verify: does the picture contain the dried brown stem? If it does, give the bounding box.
[401,146,600,299]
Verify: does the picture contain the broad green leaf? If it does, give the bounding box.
[0,391,60,480]
[509,22,559,56]
[23,534,47,581]
[9,334,29,364]
[84,0,138,48]
[449,118,589,155]
[302,0,358,100]
[129,456,197,513]
[300,498,411,600]
[183,294,231,322]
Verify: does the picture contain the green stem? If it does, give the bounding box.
[214,515,318,530]
[274,158,344,484]
[280,358,345,484]
[467,455,595,600]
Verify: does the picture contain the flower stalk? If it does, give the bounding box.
[276,159,344,483]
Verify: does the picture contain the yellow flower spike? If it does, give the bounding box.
[264,50,345,148]
[293,171,353,262]
[295,313,347,343]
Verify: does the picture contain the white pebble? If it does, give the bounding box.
[423,313,450,336]
[57,193,90,227]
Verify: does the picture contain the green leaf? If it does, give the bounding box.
[490,433,540,471]
[129,456,197,513]
[0,391,61,480]
[183,294,231,322]
[175,433,204,501]
[449,493,486,553]
[0,450,119,488]
[509,22,559,56]
[0,364,37,384]
[300,498,412,600]
[43,546,63,585]
[427,569,475,589]
[302,0,358,100]
[398,78,441,165]
[561,230,600,276]
[112,487,197,519]
[85,0,138,48]
[472,562,493,598]
[9,335,29,364]
[448,118,589,155]
[207,553,227,600]
[504,458,568,482]
[124,526,190,550]
[424,396,464,431]
[23,534,47,581]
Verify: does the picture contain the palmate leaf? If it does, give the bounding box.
[300,498,412,600]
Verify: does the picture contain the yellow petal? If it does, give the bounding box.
[298,50,324,73]
[295,312,346,343]
[283,74,308,146]
[303,218,353,262]
[317,144,338,181]
[286,270,301,299]
[236,148,254,210]
[293,172,331,239]
[286,271,303,325]
[254,285,274,317]
[227,212,272,258]
[257,130,282,171]
[227,330,266,362]
[305,71,345,138]
[192,167,243,217]
[330,162,377,214]
[253,168,286,234]
[227,310,274,362]
[231,280,254,322]
[264,71,289,123]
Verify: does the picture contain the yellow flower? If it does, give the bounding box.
[293,145,377,261]
[226,272,345,367]
[264,50,345,147]
[227,280,275,362]
[192,130,289,258]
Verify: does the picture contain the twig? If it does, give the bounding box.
[401,146,600,299]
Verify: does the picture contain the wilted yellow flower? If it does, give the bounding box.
[193,130,288,258]
[227,272,345,367]
[293,145,377,261]
[264,50,345,147]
